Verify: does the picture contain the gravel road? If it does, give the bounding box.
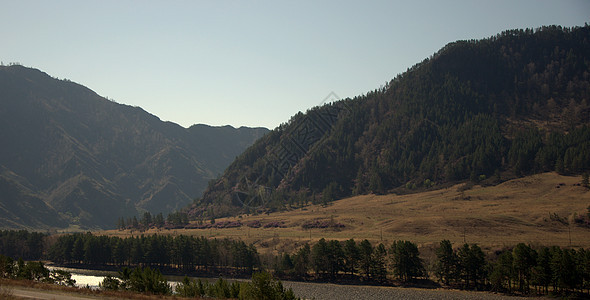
[283,281,536,300]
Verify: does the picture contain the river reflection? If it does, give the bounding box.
[48,266,115,289]
[48,266,220,290]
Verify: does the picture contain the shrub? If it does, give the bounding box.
[246,220,262,228]
[239,271,297,300]
[301,219,345,230]
[263,221,285,228]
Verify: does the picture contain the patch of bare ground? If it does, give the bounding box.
[103,172,590,255]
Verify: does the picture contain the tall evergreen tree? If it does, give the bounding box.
[435,240,457,285]
[389,240,424,282]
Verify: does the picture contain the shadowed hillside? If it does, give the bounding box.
[0,65,268,229]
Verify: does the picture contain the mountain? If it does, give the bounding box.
[0,65,268,229]
[190,25,590,220]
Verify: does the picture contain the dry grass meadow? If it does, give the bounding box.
[103,173,590,255]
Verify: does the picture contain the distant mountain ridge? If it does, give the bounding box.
[0,65,268,229]
[191,25,590,220]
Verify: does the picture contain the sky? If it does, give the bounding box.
[1,1,589,129]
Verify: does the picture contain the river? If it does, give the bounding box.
[48,267,528,300]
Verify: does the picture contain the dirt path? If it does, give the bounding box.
[7,286,113,300]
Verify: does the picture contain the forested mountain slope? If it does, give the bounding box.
[0,65,268,229]
[191,25,590,219]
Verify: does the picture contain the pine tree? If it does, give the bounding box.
[436,240,457,285]
[389,240,424,282]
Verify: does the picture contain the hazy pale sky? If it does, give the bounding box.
[1,1,589,129]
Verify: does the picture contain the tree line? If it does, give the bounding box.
[0,229,45,260]
[116,211,189,231]
[2,230,589,296]
[45,233,590,295]
[276,238,428,284]
[435,240,590,295]
[281,238,590,296]
[46,232,258,275]
[486,243,590,295]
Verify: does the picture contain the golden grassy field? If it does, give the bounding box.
[103,173,590,255]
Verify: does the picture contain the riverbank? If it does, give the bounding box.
[48,262,446,293]
[45,265,545,300]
